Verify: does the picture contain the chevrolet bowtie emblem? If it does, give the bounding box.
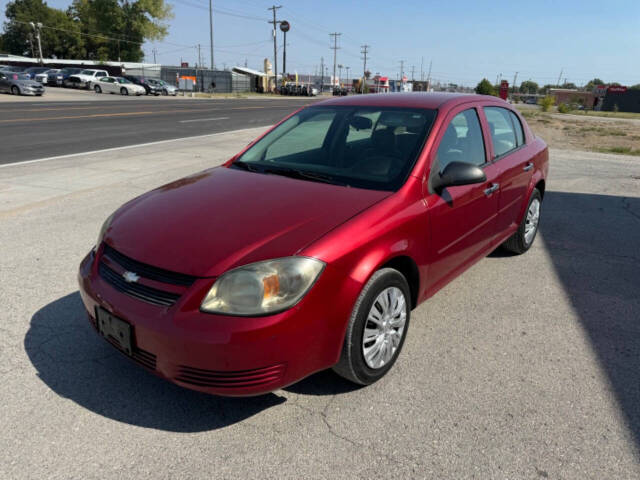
[122,271,140,283]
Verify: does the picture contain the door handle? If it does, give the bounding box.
[484,183,500,196]
[523,162,534,172]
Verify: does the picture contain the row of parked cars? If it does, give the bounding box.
[0,64,177,96]
[279,83,318,96]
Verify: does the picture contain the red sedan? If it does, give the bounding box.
[78,93,548,396]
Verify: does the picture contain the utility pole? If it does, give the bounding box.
[337,64,343,86]
[410,65,415,82]
[153,48,157,64]
[268,5,282,90]
[320,56,324,93]
[30,22,43,64]
[399,60,404,88]
[556,68,563,87]
[329,32,341,88]
[27,33,34,59]
[345,66,350,85]
[512,71,518,96]
[360,44,369,80]
[420,56,424,81]
[209,0,214,70]
[197,44,202,68]
[426,60,432,90]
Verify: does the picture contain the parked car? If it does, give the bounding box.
[78,93,548,396]
[58,67,83,86]
[0,65,26,73]
[34,68,61,85]
[0,71,45,95]
[72,69,109,89]
[93,76,146,96]
[146,78,177,96]
[24,66,51,80]
[122,75,161,95]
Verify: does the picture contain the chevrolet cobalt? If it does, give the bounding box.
[78,93,549,396]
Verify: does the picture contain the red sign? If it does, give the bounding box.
[608,86,627,93]
[499,80,509,100]
[181,62,189,68]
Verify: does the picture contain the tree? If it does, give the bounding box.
[584,78,605,91]
[1,0,85,58]
[519,80,539,94]
[539,84,555,94]
[69,0,172,62]
[475,78,496,96]
[629,84,640,90]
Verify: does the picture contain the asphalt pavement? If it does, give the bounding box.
[0,96,317,165]
[1,129,639,479]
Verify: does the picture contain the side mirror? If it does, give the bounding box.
[432,161,486,191]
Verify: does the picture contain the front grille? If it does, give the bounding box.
[99,262,180,307]
[175,364,286,389]
[102,244,196,286]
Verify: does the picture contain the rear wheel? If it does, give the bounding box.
[120,87,128,96]
[94,85,102,94]
[333,268,410,385]
[11,86,20,95]
[502,188,542,254]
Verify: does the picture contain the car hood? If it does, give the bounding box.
[15,79,42,87]
[104,166,391,277]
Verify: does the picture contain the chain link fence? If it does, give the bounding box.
[160,67,251,93]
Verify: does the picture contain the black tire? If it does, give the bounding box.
[333,268,411,385]
[162,89,168,96]
[94,85,102,94]
[11,86,20,95]
[502,188,542,254]
[120,87,128,96]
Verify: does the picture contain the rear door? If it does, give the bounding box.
[482,106,533,232]
[425,105,502,292]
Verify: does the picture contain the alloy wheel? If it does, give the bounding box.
[524,198,541,245]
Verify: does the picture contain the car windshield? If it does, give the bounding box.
[11,73,30,80]
[233,106,436,191]
[80,70,95,75]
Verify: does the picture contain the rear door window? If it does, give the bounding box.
[484,107,517,157]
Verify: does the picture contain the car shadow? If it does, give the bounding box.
[538,190,640,454]
[24,292,286,433]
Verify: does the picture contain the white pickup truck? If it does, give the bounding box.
[70,69,109,89]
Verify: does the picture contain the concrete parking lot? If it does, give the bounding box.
[0,129,639,479]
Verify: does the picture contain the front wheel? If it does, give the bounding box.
[11,86,20,95]
[120,87,128,96]
[333,268,411,385]
[502,188,542,254]
[162,89,168,96]
[94,85,102,94]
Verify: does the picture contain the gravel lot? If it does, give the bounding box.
[1,129,639,479]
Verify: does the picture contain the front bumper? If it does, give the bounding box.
[77,247,361,396]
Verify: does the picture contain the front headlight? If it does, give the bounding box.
[201,257,325,316]
[94,212,115,252]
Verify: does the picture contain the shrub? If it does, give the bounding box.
[557,103,571,113]
[540,95,555,112]
[475,78,496,96]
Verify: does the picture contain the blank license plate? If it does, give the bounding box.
[96,307,133,356]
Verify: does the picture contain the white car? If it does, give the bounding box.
[73,69,109,89]
[93,76,146,96]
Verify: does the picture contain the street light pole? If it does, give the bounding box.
[268,5,282,91]
[209,0,214,70]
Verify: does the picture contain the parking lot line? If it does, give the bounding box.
[178,117,230,123]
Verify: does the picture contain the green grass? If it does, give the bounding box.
[568,110,640,120]
[594,146,640,156]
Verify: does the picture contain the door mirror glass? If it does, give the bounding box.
[432,161,486,191]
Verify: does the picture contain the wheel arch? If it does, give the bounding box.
[380,255,420,309]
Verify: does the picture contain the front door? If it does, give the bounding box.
[425,106,501,294]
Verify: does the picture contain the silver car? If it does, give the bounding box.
[0,72,45,96]
[147,78,178,96]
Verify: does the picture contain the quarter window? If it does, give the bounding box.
[484,107,517,157]
[509,110,525,146]
[435,108,486,172]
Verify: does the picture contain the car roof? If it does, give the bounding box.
[315,92,507,110]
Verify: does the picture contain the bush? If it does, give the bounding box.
[475,78,496,96]
[557,103,571,113]
[540,95,555,112]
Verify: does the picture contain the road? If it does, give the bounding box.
[0,97,316,165]
[1,131,639,479]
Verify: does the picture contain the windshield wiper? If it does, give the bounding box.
[262,166,348,186]
[230,160,260,172]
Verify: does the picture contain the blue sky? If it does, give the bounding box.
[2,0,639,86]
